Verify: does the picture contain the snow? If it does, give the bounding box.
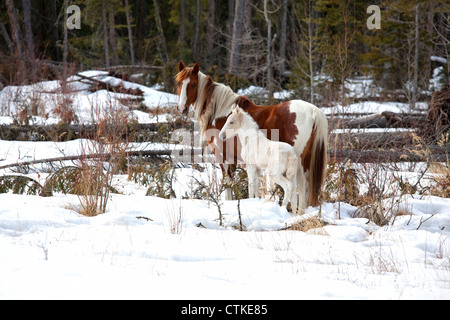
[0,71,178,125]
[0,72,449,300]
[0,164,448,299]
[323,101,428,115]
[431,55,448,65]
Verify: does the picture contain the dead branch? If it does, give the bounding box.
[0,150,173,170]
[74,73,144,96]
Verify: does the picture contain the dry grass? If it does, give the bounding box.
[428,134,450,198]
[75,100,130,217]
[283,216,326,232]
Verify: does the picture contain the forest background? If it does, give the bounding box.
[0,0,449,108]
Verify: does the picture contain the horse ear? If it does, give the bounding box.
[193,62,200,74]
[178,61,185,72]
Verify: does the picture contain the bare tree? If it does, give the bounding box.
[152,0,169,63]
[102,0,110,67]
[290,0,317,104]
[109,10,119,66]
[229,0,246,75]
[22,0,35,65]
[123,0,136,65]
[331,0,356,107]
[411,3,420,111]
[0,21,14,54]
[206,0,216,63]
[279,0,288,79]
[193,0,200,61]
[263,0,273,99]
[179,0,185,46]
[5,0,26,81]
[63,0,69,79]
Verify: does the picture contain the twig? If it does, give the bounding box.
[416,213,436,230]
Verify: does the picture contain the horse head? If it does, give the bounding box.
[175,61,200,114]
[219,104,243,140]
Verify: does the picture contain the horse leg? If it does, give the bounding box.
[254,168,262,198]
[213,140,235,201]
[289,168,298,214]
[271,174,292,207]
[246,165,258,198]
[219,163,233,200]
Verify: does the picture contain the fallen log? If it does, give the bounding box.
[2,142,448,170]
[329,145,450,163]
[329,112,425,130]
[0,149,173,170]
[0,147,213,170]
[329,130,415,150]
[75,73,144,96]
[0,120,193,141]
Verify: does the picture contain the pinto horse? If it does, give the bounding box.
[175,61,327,213]
[219,104,298,213]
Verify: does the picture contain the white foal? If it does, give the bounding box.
[219,105,298,213]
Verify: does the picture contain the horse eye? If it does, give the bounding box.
[192,83,196,88]
[230,121,234,124]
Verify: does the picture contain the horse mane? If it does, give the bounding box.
[194,72,239,140]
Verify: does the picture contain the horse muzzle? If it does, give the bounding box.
[177,105,188,115]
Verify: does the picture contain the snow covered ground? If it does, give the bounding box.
[0,73,449,300]
[0,186,448,299]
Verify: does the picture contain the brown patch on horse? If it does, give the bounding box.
[300,125,315,170]
[200,76,217,117]
[236,96,299,146]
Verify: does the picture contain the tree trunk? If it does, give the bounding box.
[193,0,200,61]
[5,0,26,81]
[21,0,35,63]
[0,22,14,54]
[109,10,120,66]
[227,0,234,70]
[423,3,433,89]
[63,0,69,80]
[229,0,246,75]
[180,0,185,46]
[206,0,216,64]
[308,0,315,104]
[152,0,168,63]
[124,0,136,65]
[263,0,273,100]
[50,0,60,61]
[279,0,288,79]
[412,4,419,111]
[102,0,110,67]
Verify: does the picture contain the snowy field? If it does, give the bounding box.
[0,185,449,299]
[0,73,449,300]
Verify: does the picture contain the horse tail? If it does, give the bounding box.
[307,108,328,207]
